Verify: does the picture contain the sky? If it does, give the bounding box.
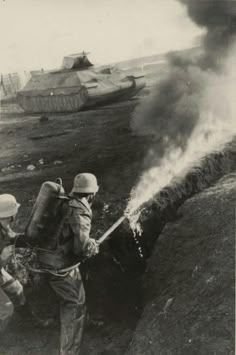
[0,0,203,74]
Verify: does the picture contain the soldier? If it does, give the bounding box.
[0,194,25,333]
[42,173,100,355]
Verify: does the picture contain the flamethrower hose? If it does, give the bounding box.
[13,214,129,277]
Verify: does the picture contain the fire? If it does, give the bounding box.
[126,55,236,230]
[126,0,236,232]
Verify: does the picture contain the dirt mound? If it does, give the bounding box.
[131,140,236,257]
[126,172,235,355]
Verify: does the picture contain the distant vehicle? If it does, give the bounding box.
[17,52,145,113]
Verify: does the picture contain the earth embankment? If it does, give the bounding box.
[0,99,235,354]
[126,172,235,355]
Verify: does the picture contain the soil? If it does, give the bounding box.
[0,99,235,354]
[126,173,235,355]
[0,98,150,354]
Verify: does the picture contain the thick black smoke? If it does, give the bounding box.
[180,0,236,70]
[131,0,236,159]
[132,61,212,154]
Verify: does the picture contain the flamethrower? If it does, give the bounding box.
[13,210,143,277]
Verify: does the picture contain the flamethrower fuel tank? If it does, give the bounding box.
[25,180,66,245]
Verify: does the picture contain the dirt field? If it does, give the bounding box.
[0,98,151,354]
[0,98,235,354]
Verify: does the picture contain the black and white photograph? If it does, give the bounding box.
[0,0,235,354]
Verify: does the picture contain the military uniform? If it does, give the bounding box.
[44,197,97,355]
[0,225,25,333]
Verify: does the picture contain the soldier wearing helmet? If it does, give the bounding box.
[0,194,25,333]
[44,173,99,355]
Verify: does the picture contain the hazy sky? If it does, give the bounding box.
[0,0,203,74]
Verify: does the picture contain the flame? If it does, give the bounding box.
[126,52,236,228]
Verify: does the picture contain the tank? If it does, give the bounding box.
[17,52,146,113]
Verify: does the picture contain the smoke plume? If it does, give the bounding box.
[127,0,236,217]
[180,0,236,70]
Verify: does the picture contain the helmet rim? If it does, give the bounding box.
[72,173,99,194]
[0,194,20,218]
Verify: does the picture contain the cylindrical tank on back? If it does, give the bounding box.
[25,181,65,241]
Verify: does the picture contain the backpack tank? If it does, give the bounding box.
[25,179,66,246]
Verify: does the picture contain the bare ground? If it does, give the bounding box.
[0,99,235,354]
[0,99,149,354]
[126,173,235,355]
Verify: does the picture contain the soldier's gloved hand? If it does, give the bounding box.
[84,239,99,258]
[6,226,17,239]
[0,245,13,264]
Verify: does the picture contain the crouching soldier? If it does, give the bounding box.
[40,173,99,355]
[0,194,25,333]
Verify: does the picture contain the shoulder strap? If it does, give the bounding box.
[0,224,7,239]
[54,198,73,247]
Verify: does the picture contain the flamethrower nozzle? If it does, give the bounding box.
[97,215,127,245]
[97,206,143,245]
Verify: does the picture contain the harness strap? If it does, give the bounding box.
[54,198,72,249]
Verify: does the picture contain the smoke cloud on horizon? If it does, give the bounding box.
[127,0,236,216]
[180,0,236,70]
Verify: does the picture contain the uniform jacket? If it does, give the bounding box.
[60,196,93,257]
[38,197,95,268]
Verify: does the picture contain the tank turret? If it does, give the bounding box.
[62,51,93,70]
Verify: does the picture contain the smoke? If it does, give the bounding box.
[131,59,213,154]
[127,1,236,218]
[179,0,236,70]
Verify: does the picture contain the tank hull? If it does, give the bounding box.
[84,76,145,108]
[17,87,88,113]
[17,67,145,113]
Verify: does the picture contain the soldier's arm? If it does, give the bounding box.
[0,245,13,267]
[0,226,30,248]
[69,209,98,258]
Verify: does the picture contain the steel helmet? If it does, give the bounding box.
[72,173,99,194]
[0,194,20,218]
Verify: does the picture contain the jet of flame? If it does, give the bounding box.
[126,1,236,235]
[126,49,236,227]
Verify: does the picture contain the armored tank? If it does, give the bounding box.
[17,52,145,113]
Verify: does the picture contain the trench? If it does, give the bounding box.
[5,138,236,354]
[82,138,236,348]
